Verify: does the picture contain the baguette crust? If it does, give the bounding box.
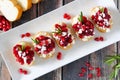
[33,32,55,59]
[0,0,23,21]
[17,0,32,11]
[91,6,113,33]
[32,0,41,4]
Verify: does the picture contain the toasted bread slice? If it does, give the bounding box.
[13,41,35,66]
[16,0,32,11]
[0,0,23,21]
[52,23,75,50]
[32,32,55,59]
[32,0,41,4]
[72,12,95,41]
[91,6,112,33]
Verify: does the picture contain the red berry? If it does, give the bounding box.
[63,13,71,20]
[81,67,86,73]
[57,52,62,60]
[88,66,94,70]
[21,34,25,38]
[79,73,84,77]
[26,32,31,37]
[88,73,93,79]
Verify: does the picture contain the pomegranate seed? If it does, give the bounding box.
[97,71,101,77]
[99,36,104,41]
[88,66,94,70]
[25,32,31,37]
[18,68,23,74]
[88,73,93,79]
[18,68,28,75]
[63,13,71,20]
[81,67,86,73]
[0,16,11,32]
[94,37,100,41]
[95,67,101,72]
[21,34,25,38]
[79,73,84,77]
[22,70,28,75]
[85,62,91,67]
[57,52,62,60]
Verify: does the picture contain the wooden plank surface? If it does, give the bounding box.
[0,0,119,80]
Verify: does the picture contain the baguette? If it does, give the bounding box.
[0,0,23,21]
[32,0,41,4]
[72,12,95,41]
[91,6,112,33]
[13,41,35,66]
[16,0,32,11]
[32,32,55,59]
[52,22,75,50]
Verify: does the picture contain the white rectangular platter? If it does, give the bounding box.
[0,0,120,80]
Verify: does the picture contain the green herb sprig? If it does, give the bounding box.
[78,11,83,22]
[52,27,62,34]
[99,7,104,13]
[31,38,39,44]
[104,54,120,80]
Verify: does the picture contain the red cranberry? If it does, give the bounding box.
[57,52,62,60]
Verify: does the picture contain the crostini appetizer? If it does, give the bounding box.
[91,6,112,32]
[32,32,55,59]
[13,41,35,66]
[72,12,95,41]
[52,23,75,50]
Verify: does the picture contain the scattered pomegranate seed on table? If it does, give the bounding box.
[94,36,104,42]
[63,13,71,20]
[21,32,31,38]
[81,67,86,73]
[78,61,102,79]
[88,73,93,79]
[18,68,28,75]
[79,72,84,77]
[0,16,11,32]
[57,52,62,60]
